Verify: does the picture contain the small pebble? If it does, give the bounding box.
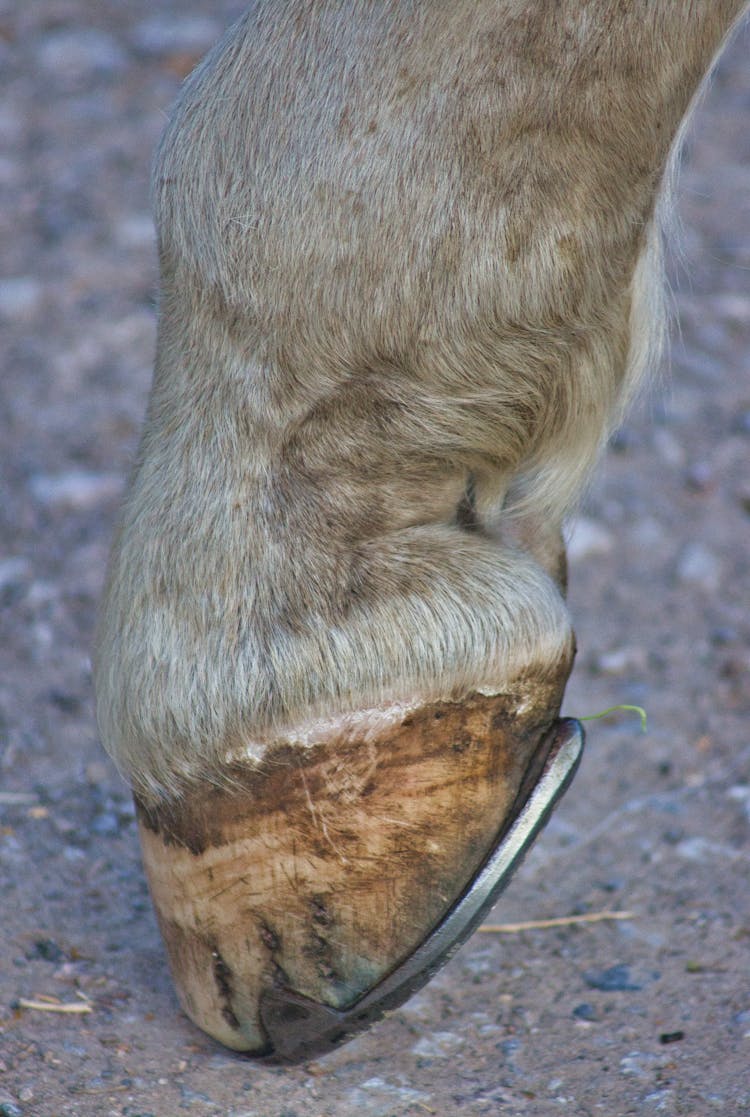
[91,812,120,836]
[711,625,738,645]
[583,964,648,992]
[48,690,81,714]
[596,877,624,893]
[572,1002,597,1021]
[411,1030,464,1058]
[675,836,737,862]
[619,1051,668,1080]
[0,557,30,594]
[0,277,42,319]
[684,461,715,492]
[36,29,128,81]
[118,797,136,820]
[676,543,721,593]
[178,1085,214,1107]
[499,1038,521,1061]
[659,1030,685,1045]
[85,761,110,785]
[29,938,64,963]
[719,651,750,681]
[652,427,685,467]
[711,292,750,321]
[29,470,123,510]
[566,517,613,561]
[114,214,155,250]
[641,1089,675,1111]
[591,645,646,676]
[131,16,221,56]
[346,1077,430,1109]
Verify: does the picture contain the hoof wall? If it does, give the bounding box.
[135,689,583,1056]
[259,718,583,1062]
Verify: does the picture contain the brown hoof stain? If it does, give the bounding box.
[135,661,572,1052]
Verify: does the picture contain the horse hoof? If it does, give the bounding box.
[135,672,583,1058]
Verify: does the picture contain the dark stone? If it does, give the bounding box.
[582,965,649,992]
[47,689,81,713]
[595,878,624,893]
[30,938,64,962]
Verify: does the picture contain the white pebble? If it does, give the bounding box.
[592,646,646,676]
[676,837,741,862]
[566,517,613,561]
[711,292,750,322]
[37,29,128,80]
[347,1077,431,1110]
[0,277,42,319]
[131,16,221,56]
[410,1030,465,1057]
[29,470,123,510]
[676,543,721,593]
[642,1089,676,1112]
[620,1051,669,1080]
[114,214,155,249]
[652,427,685,467]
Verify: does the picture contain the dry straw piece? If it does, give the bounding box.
[479,911,634,933]
[17,994,92,1015]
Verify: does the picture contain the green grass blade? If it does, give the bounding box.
[578,704,648,733]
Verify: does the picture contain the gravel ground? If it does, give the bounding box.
[1,4,749,1115]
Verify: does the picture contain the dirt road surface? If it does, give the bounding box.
[1,4,749,1114]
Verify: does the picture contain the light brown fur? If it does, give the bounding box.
[94,0,748,802]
